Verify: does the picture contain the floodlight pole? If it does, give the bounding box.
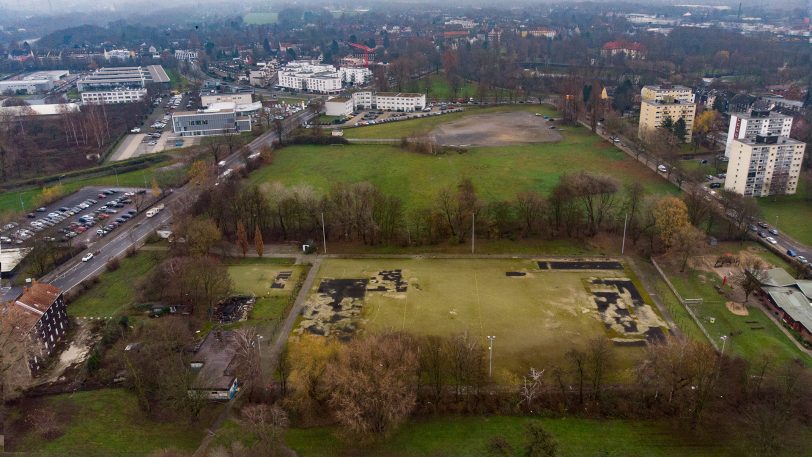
[321,212,327,255]
[487,335,495,377]
[621,212,628,255]
[719,335,728,356]
[471,213,475,254]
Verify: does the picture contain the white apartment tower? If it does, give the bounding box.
[724,134,806,197]
[724,109,794,157]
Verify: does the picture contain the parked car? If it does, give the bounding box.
[787,249,797,257]
[769,228,779,236]
[81,253,94,262]
[797,256,808,264]
[766,237,778,244]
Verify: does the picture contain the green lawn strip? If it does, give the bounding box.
[341,104,555,139]
[661,259,810,365]
[0,161,172,216]
[251,129,674,212]
[284,416,722,457]
[12,389,215,456]
[68,251,163,317]
[756,178,812,246]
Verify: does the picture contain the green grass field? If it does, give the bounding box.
[756,178,812,246]
[254,112,675,212]
[243,12,279,24]
[418,74,479,101]
[659,254,810,366]
[227,258,305,321]
[303,258,667,376]
[281,416,725,457]
[9,389,216,456]
[68,251,163,317]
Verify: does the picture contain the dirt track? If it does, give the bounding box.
[431,111,563,146]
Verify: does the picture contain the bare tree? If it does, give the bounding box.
[326,332,418,437]
[587,337,614,404]
[240,403,289,456]
[518,368,545,412]
[737,257,767,302]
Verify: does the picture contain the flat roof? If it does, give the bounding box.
[733,136,804,146]
[376,92,424,97]
[147,65,170,84]
[732,111,793,120]
[641,99,696,106]
[764,286,812,333]
[643,84,692,91]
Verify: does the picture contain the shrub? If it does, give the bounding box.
[106,258,120,271]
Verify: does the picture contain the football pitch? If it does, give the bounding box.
[300,258,669,376]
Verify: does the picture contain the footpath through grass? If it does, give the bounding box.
[253,125,675,212]
[756,178,812,246]
[68,251,163,317]
[281,416,723,457]
[9,388,216,456]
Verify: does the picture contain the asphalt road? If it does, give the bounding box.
[42,109,314,294]
[591,123,812,267]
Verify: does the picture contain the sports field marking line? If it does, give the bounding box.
[473,270,484,335]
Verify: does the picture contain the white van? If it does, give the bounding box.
[657,164,668,173]
[146,208,159,218]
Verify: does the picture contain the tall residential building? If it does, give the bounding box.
[724,134,806,197]
[724,110,793,157]
[638,100,696,142]
[638,84,697,142]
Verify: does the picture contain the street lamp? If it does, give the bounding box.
[487,335,496,377]
[256,334,264,357]
[719,335,728,356]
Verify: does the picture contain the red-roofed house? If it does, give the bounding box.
[3,282,68,374]
[601,41,646,59]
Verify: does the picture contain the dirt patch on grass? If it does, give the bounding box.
[726,301,749,316]
[430,111,562,146]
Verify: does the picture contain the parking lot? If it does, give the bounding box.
[333,105,463,128]
[109,93,196,161]
[0,186,154,251]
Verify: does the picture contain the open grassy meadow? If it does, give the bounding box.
[252,111,675,211]
[299,258,668,376]
[226,257,305,321]
[7,388,216,456]
[756,178,812,246]
[68,251,164,318]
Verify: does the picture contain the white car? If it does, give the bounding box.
[766,237,778,245]
[148,141,157,146]
[131,127,141,133]
[81,253,94,262]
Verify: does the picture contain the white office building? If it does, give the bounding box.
[104,49,132,60]
[724,110,793,157]
[172,105,252,137]
[81,88,148,105]
[277,60,370,93]
[724,134,806,197]
[340,67,372,85]
[352,91,426,112]
[201,92,253,107]
[174,49,198,61]
[325,97,354,116]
